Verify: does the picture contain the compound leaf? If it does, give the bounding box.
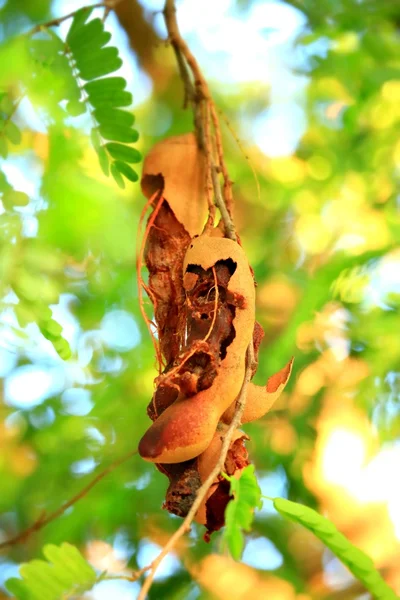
[223,465,262,560]
[274,498,399,600]
[5,542,97,600]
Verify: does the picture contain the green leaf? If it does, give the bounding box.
[98,146,109,176]
[2,190,29,210]
[5,542,97,600]
[106,142,141,163]
[23,245,63,274]
[90,128,102,152]
[68,18,105,52]
[66,7,94,43]
[15,302,36,327]
[28,36,62,66]
[80,30,112,53]
[93,107,134,128]
[44,543,95,584]
[84,76,126,96]
[111,162,125,189]
[4,121,22,144]
[0,136,8,158]
[52,337,72,360]
[88,89,132,108]
[41,318,63,338]
[98,124,139,143]
[273,498,399,600]
[113,160,139,182]
[66,99,86,117]
[222,465,262,560]
[0,170,11,192]
[5,578,30,600]
[13,269,40,302]
[33,304,52,322]
[76,47,122,80]
[0,94,14,114]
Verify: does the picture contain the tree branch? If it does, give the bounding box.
[163,0,236,240]
[29,1,122,33]
[0,449,138,551]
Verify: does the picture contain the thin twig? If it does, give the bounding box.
[211,165,237,241]
[0,449,138,551]
[163,0,236,238]
[136,190,165,373]
[163,0,209,100]
[217,106,262,206]
[210,102,234,216]
[202,102,216,232]
[138,344,254,600]
[29,1,122,34]
[101,563,152,584]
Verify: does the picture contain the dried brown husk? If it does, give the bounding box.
[141,132,208,238]
[138,133,293,535]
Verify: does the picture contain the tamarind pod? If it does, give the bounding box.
[196,427,248,482]
[194,428,249,526]
[194,484,218,527]
[139,396,223,463]
[221,357,294,425]
[141,133,208,238]
[139,236,255,463]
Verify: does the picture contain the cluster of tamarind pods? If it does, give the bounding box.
[137,133,293,536]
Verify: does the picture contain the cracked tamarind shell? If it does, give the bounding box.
[141,132,208,238]
[138,236,255,464]
[221,357,294,425]
[194,427,249,527]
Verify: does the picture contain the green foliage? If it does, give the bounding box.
[0,3,142,358]
[331,264,371,304]
[64,7,141,187]
[223,465,262,560]
[5,542,98,599]
[0,91,22,158]
[274,498,399,600]
[21,7,141,186]
[0,167,71,359]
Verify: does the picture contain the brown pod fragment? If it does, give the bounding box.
[144,199,190,367]
[194,427,249,536]
[221,357,294,425]
[141,132,208,237]
[139,236,256,463]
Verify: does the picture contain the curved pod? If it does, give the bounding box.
[221,357,294,425]
[139,236,255,463]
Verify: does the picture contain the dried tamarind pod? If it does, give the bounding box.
[141,132,208,237]
[221,357,294,425]
[140,134,210,369]
[138,235,256,463]
[160,426,249,538]
[144,199,190,367]
[194,427,249,532]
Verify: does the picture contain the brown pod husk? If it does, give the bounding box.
[138,133,294,536]
[144,199,190,370]
[194,427,249,539]
[141,132,208,238]
[221,357,295,425]
[139,236,256,463]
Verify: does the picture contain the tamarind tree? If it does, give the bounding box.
[0,0,400,599]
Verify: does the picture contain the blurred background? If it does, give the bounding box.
[0,0,400,598]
